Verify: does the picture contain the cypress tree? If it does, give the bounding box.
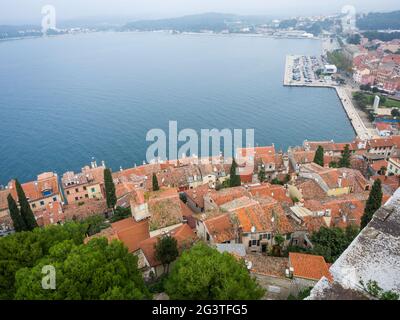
[7,194,27,232]
[338,144,351,168]
[361,179,383,229]
[313,146,324,167]
[229,158,241,187]
[152,173,160,191]
[104,168,117,209]
[258,165,266,182]
[15,179,38,230]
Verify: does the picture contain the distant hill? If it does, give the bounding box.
[0,25,41,39]
[357,10,400,31]
[123,13,273,32]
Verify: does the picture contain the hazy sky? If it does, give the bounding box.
[1,0,400,24]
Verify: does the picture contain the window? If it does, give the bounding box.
[251,240,258,246]
[91,188,96,193]
[85,194,89,198]
[40,201,45,206]
[66,190,70,195]
[83,186,87,191]
[75,188,79,192]
[206,233,210,241]
[31,203,36,209]
[260,233,271,240]
[53,197,57,202]
[75,197,79,201]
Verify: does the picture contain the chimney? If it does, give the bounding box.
[237,226,243,244]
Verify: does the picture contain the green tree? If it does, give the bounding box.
[313,146,324,167]
[165,243,264,300]
[271,234,285,257]
[179,192,187,204]
[14,238,150,300]
[258,165,266,182]
[104,168,116,209]
[361,179,383,229]
[229,158,241,187]
[271,178,284,185]
[155,236,179,273]
[310,226,359,263]
[152,173,160,191]
[83,215,110,236]
[391,108,400,117]
[347,33,361,45]
[0,222,87,299]
[109,207,132,223]
[7,194,27,232]
[329,161,338,168]
[15,179,38,230]
[338,144,351,168]
[287,287,313,300]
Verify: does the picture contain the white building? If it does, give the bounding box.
[324,65,338,74]
[373,95,380,113]
[387,157,400,176]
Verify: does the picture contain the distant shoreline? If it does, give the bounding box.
[0,29,323,44]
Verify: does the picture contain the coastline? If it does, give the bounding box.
[0,29,323,43]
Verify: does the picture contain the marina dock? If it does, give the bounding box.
[283,55,374,140]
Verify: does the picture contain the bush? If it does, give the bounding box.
[165,243,264,300]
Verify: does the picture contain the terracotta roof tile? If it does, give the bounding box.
[289,252,333,282]
[9,172,60,202]
[249,183,292,204]
[63,199,108,221]
[111,218,150,253]
[138,224,196,267]
[203,213,236,243]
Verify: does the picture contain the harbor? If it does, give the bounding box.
[283,54,375,140]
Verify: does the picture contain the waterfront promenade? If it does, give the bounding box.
[283,55,374,140]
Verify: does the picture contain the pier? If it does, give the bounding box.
[283,55,374,140]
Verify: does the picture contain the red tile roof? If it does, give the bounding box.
[111,218,150,253]
[368,137,394,148]
[63,199,108,221]
[249,183,292,204]
[296,179,326,200]
[9,172,61,202]
[207,186,251,207]
[204,213,236,243]
[370,160,388,172]
[289,252,333,282]
[0,189,10,211]
[35,201,64,227]
[147,188,184,230]
[138,224,196,267]
[185,184,209,208]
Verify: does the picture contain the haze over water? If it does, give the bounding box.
[0,32,354,184]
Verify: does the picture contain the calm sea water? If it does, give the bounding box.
[0,32,354,184]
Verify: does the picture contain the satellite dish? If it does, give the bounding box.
[246,261,253,270]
